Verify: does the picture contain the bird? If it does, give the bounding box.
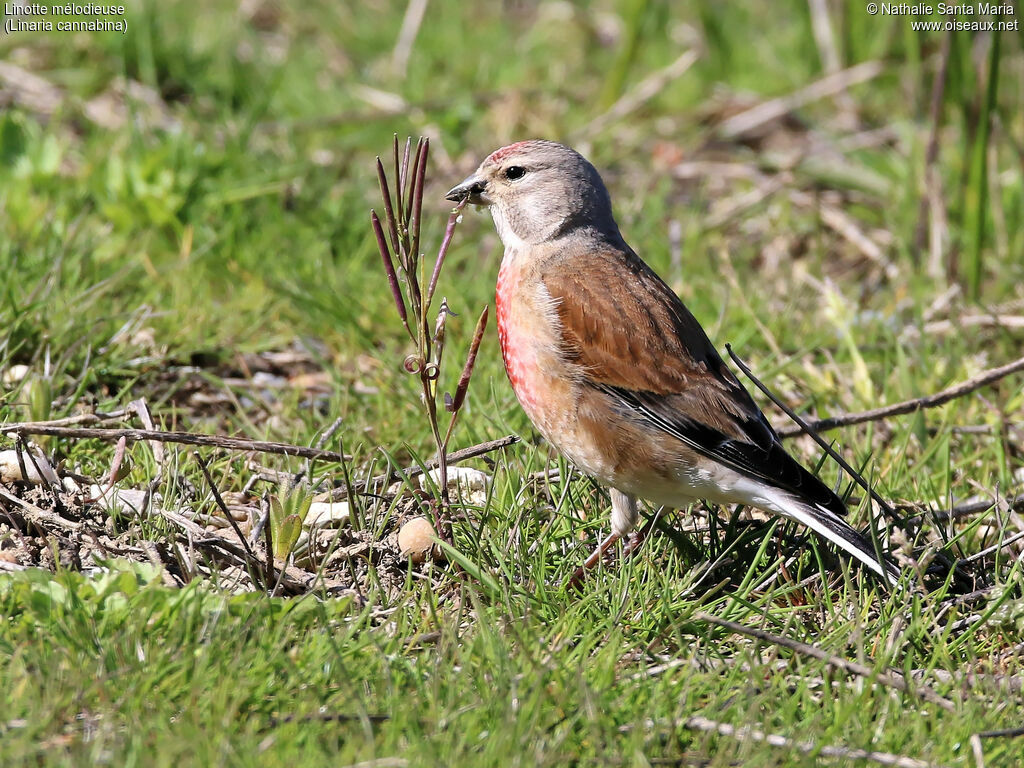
[445,140,897,584]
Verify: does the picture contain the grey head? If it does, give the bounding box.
[446,140,621,249]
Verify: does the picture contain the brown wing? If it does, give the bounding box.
[543,245,846,517]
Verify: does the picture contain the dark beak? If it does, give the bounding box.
[445,174,491,205]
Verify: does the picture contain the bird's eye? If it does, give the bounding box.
[504,166,527,180]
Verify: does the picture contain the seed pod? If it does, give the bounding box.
[450,305,489,413]
[371,210,408,328]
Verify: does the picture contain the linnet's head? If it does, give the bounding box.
[446,140,618,248]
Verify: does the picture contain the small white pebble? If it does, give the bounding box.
[304,501,350,527]
[0,448,59,485]
[419,467,491,505]
[88,486,149,516]
[2,365,29,384]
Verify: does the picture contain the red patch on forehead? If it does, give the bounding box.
[485,141,532,165]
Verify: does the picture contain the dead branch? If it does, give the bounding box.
[2,425,351,463]
[696,612,956,712]
[156,506,352,597]
[1,410,134,429]
[915,670,1024,695]
[129,398,167,466]
[976,726,1024,739]
[902,492,1024,527]
[579,49,699,139]
[776,353,1024,437]
[915,314,1024,336]
[961,528,1024,564]
[327,434,520,500]
[0,486,82,532]
[914,30,953,261]
[391,0,428,76]
[3,414,517,504]
[718,60,883,140]
[789,189,899,280]
[193,451,265,590]
[679,715,949,768]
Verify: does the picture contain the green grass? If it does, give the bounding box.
[2,1,1024,765]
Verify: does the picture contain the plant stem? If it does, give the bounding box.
[964,30,1001,299]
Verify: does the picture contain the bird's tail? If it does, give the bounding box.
[767,489,900,583]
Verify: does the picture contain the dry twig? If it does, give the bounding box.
[156,506,351,597]
[679,714,949,768]
[194,451,265,590]
[789,189,899,279]
[327,434,519,500]
[961,528,1024,564]
[976,726,1024,739]
[696,612,956,712]
[0,486,82,532]
[718,60,883,140]
[3,425,351,463]
[916,314,1024,336]
[775,353,1024,437]
[391,0,428,76]
[1,410,133,429]
[914,30,953,269]
[919,670,1024,695]
[578,49,699,138]
[901,491,1024,527]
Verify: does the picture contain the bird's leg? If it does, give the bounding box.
[609,488,639,539]
[562,489,639,591]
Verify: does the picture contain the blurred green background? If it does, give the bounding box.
[2,2,1022,457]
[1,2,1024,765]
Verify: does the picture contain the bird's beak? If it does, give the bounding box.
[445,174,491,206]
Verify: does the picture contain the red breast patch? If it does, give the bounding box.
[495,260,546,421]
[495,267,516,387]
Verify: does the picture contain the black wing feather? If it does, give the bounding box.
[599,384,847,519]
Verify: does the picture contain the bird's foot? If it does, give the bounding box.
[621,528,647,558]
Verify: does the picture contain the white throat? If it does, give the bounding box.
[490,206,530,252]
